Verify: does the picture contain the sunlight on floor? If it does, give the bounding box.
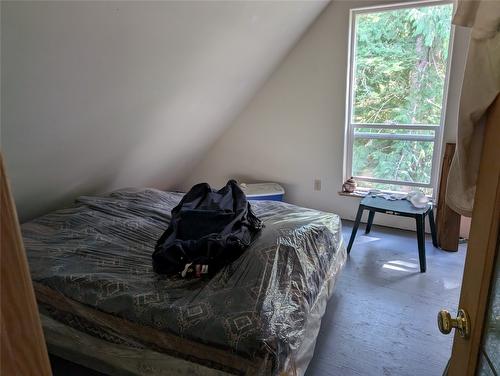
[382,260,419,272]
[356,235,380,244]
[443,278,462,290]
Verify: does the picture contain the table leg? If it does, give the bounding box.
[427,209,438,248]
[347,205,364,254]
[415,214,426,273]
[365,210,375,234]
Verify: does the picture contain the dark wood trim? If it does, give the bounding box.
[436,143,461,251]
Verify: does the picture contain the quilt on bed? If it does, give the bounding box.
[22,188,346,375]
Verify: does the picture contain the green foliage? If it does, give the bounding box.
[351,4,452,192]
[353,138,434,184]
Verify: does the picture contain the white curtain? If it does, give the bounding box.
[446,0,500,217]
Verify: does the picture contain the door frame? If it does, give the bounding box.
[447,95,500,374]
[1,153,52,375]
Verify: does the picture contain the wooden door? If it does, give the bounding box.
[444,95,500,374]
[0,154,52,375]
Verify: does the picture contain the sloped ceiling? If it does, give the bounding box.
[1,0,328,222]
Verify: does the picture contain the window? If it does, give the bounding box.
[344,1,454,196]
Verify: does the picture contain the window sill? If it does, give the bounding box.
[338,190,437,207]
[338,191,366,198]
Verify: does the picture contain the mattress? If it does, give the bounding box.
[40,268,337,376]
[22,188,346,375]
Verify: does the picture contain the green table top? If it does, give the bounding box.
[360,195,431,215]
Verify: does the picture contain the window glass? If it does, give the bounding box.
[352,5,453,125]
[352,139,434,184]
[479,240,500,374]
[346,2,453,195]
[354,181,434,196]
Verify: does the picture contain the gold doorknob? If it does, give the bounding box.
[437,308,470,338]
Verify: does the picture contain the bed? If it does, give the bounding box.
[22,188,346,375]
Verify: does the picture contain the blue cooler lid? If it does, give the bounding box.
[239,183,284,198]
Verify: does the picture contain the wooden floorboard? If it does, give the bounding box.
[305,221,466,376]
[49,222,466,376]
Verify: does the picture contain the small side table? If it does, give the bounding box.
[346,196,437,273]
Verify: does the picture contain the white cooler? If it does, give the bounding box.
[240,182,284,201]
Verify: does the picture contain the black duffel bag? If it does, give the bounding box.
[153,180,263,276]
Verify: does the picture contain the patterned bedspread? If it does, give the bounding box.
[22,188,346,374]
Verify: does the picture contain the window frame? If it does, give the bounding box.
[343,0,455,196]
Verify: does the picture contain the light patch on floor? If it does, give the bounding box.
[382,259,420,273]
[354,235,380,244]
[382,263,415,273]
[443,278,462,290]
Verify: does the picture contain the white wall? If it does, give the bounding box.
[1,0,328,222]
[182,0,470,231]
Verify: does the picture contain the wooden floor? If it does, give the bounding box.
[50,222,466,376]
[305,221,466,376]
